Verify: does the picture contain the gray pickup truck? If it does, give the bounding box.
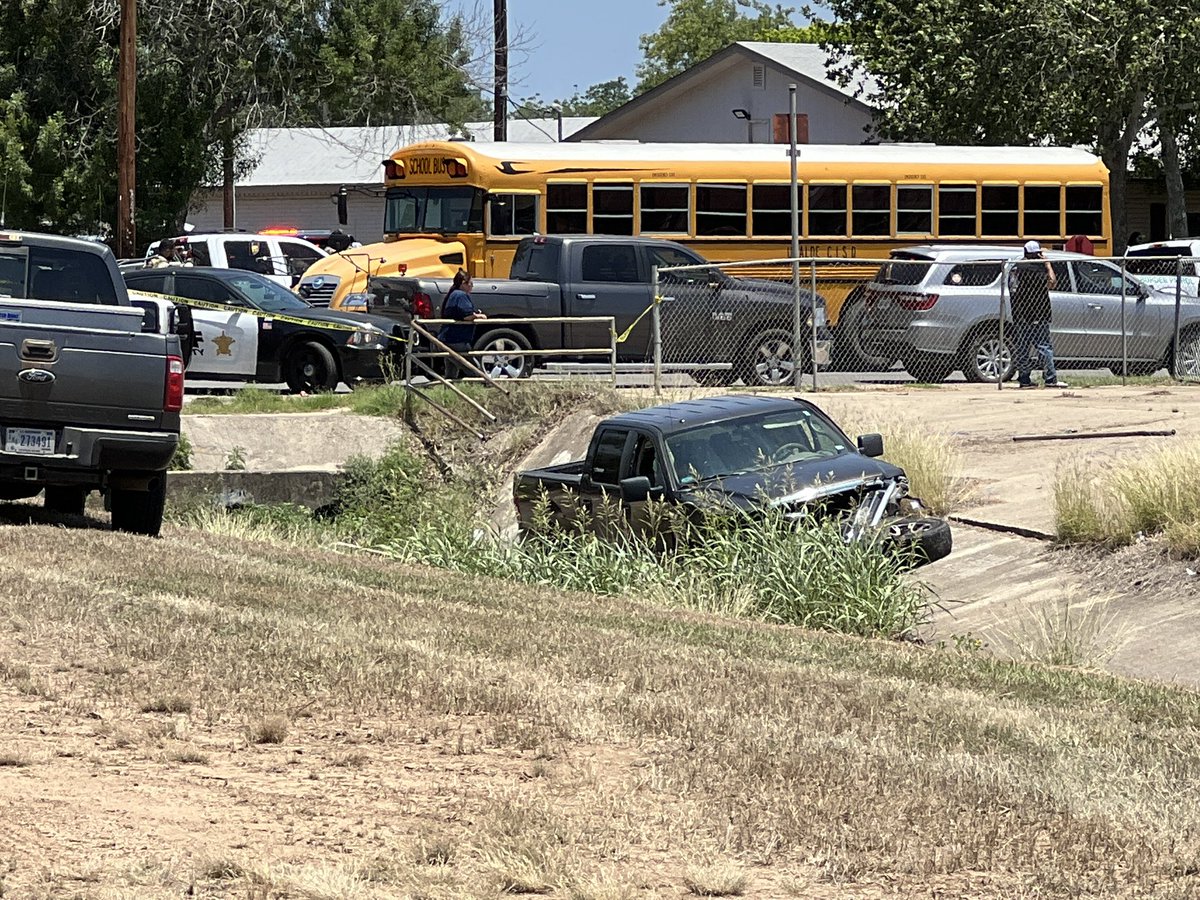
[355,235,831,385]
[0,231,182,535]
[514,395,952,565]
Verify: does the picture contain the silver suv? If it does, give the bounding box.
[857,245,1200,382]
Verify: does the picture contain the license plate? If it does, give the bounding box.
[5,427,56,455]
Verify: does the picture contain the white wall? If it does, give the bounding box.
[187,185,386,243]
[576,55,873,145]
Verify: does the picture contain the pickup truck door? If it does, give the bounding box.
[584,426,632,539]
[565,243,655,361]
[170,274,259,377]
[624,430,670,538]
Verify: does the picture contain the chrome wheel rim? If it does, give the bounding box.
[754,336,795,385]
[974,338,1012,382]
[1181,337,1200,377]
[480,338,527,379]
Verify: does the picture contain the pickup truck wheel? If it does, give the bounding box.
[473,328,533,379]
[1170,326,1200,377]
[44,486,87,516]
[284,341,339,393]
[835,298,897,372]
[738,328,807,386]
[110,475,167,537]
[884,516,952,567]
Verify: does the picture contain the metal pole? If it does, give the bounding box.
[1173,257,1184,380]
[810,261,819,391]
[493,0,508,141]
[652,265,662,395]
[404,317,415,424]
[789,83,802,389]
[1120,257,1128,386]
[999,261,1009,391]
[116,0,136,258]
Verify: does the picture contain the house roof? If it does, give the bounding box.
[569,42,876,143]
[232,117,597,188]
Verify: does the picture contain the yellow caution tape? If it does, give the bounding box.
[128,289,407,343]
[614,294,662,344]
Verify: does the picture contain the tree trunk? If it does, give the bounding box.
[1160,124,1189,240]
[222,126,235,230]
[1103,90,1147,256]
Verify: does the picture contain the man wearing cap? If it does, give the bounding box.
[1010,240,1068,388]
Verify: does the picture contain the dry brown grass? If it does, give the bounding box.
[0,524,1199,897]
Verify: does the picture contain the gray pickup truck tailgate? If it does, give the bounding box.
[0,300,171,431]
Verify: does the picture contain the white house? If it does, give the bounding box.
[569,42,877,145]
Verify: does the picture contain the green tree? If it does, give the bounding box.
[517,77,634,118]
[636,0,796,92]
[823,0,1171,250]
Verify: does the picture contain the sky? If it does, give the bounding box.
[449,0,672,103]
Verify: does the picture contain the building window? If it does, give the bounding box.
[546,183,587,234]
[851,184,890,236]
[751,183,798,236]
[896,185,933,234]
[1065,185,1104,236]
[490,193,538,236]
[640,184,690,234]
[593,183,634,235]
[981,185,1019,236]
[696,183,748,237]
[808,183,847,236]
[938,184,977,236]
[1023,185,1061,236]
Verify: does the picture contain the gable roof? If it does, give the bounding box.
[569,42,876,143]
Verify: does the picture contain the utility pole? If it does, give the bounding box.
[493,0,507,141]
[116,0,137,257]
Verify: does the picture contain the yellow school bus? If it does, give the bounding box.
[299,140,1110,357]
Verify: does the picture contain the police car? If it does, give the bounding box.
[123,267,403,393]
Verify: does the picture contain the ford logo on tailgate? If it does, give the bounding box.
[17,368,55,384]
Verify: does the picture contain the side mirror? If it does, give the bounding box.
[619,475,652,503]
[857,433,884,458]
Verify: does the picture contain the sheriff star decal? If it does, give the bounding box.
[213,332,236,356]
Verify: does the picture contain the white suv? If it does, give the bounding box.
[1125,239,1200,297]
[144,232,327,288]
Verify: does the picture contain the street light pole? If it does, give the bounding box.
[116,0,136,256]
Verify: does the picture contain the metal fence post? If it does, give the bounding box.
[404,316,415,423]
[810,261,819,391]
[792,258,803,389]
[999,261,1009,391]
[1174,257,1184,381]
[1120,257,1128,386]
[651,265,662,396]
[610,315,618,386]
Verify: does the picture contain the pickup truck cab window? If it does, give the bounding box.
[226,240,274,276]
[510,239,562,282]
[28,247,118,304]
[630,433,666,489]
[590,429,630,486]
[581,245,640,283]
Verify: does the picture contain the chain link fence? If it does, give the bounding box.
[656,252,1200,389]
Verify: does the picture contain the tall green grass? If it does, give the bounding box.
[1055,445,1200,555]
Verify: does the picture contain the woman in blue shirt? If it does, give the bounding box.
[438,269,486,378]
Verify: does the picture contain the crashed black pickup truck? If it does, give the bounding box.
[514,395,952,564]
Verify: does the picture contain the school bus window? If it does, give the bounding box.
[1065,185,1104,235]
[1023,185,1061,236]
[851,184,890,236]
[696,184,748,237]
[489,193,538,237]
[547,183,588,234]
[981,185,1019,235]
[640,184,690,234]
[750,183,798,236]
[593,184,634,235]
[896,185,932,234]
[809,184,847,236]
[938,185,977,236]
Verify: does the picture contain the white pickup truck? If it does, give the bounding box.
[143,232,328,288]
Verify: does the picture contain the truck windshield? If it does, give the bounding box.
[666,407,853,485]
[385,187,485,235]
